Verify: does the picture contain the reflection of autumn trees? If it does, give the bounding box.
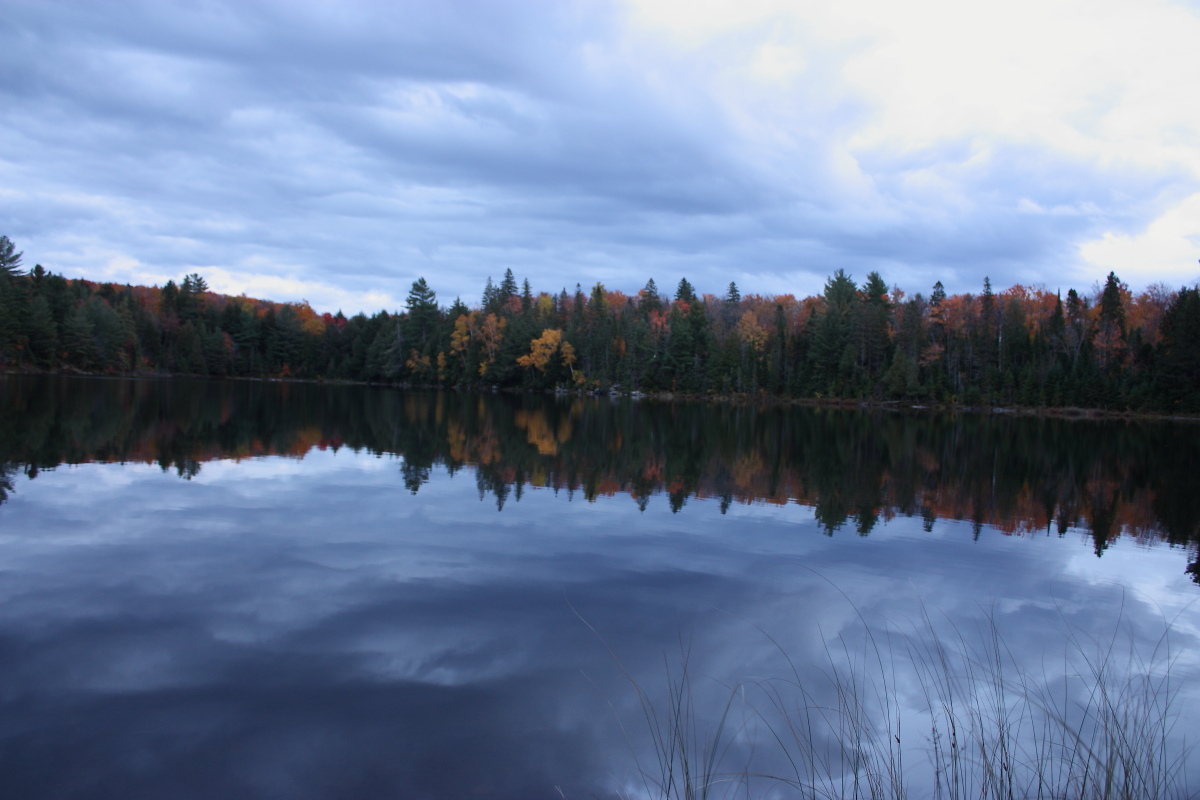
[3,377,1199,561]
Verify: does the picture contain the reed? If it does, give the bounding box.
[605,600,1194,800]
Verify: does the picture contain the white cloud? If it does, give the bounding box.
[1079,192,1200,287]
[624,0,1200,174]
[619,0,1200,292]
[748,42,806,85]
[202,261,404,313]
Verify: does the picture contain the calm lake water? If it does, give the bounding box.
[2,375,1199,799]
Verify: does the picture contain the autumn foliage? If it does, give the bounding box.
[1,252,1198,412]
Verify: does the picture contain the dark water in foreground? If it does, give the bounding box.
[1,376,1199,799]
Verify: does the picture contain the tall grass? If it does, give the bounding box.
[601,600,1194,800]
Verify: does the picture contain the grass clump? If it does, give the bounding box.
[600,600,1194,800]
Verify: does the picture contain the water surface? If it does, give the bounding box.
[1,376,1198,799]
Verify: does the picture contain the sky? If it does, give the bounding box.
[2,0,1199,314]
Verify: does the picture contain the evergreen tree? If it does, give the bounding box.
[63,303,97,369]
[999,297,1031,402]
[85,297,126,370]
[498,268,518,305]
[203,326,231,376]
[1156,287,1200,411]
[684,292,711,391]
[0,236,23,278]
[665,302,695,390]
[271,306,305,375]
[1064,288,1088,369]
[975,277,999,397]
[1099,272,1126,335]
[639,278,662,316]
[1094,271,1127,374]
[177,320,207,374]
[930,281,946,307]
[853,271,891,390]
[160,280,181,319]
[675,277,697,306]
[481,277,500,313]
[178,274,208,322]
[117,296,139,369]
[181,273,208,294]
[809,270,856,395]
[404,277,440,352]
[725,282,740,306]
[521,278,533,313]
[26,296,58,367]
[42,273,72,329]
[767,303,789,394]
[364,314,396,380]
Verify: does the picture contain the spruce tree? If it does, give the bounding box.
[675,277,697,306]
[498,268,518,304]
[639,278,661,316]
[404,278,439,351]
[0,236,23,278]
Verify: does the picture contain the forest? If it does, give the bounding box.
[1,235,1198,412]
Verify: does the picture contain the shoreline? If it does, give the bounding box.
[4,365,1197,422]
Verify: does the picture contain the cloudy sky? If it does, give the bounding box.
[2,0,1199,314]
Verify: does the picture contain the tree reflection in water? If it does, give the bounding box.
[2,375,1198,561]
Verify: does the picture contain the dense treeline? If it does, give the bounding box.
[3,377,1199,560]
[2,235,1198,411]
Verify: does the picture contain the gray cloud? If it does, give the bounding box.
[0,0,1194,311]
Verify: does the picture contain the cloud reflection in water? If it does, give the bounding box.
[1,442,1196,798]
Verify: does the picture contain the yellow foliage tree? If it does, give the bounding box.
[561,339,578,382]
[406,348,432,379]
[450,314,471,366]
[737,309,768,354]
[472,313,504,377]
[517,328,563,375]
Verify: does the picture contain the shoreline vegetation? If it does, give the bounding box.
[4,365,1199,424]
[2,234,1198,416]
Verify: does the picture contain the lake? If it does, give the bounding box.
[1,375,1198,799]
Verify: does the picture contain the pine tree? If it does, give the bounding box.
[498,269,518,305]
[178,274,208,322]
[1156,287,1200,411]
[853,271,891,388]
[0,272,20,364]
[0,236,23,278]
[521,278,533,313]
[63,304,97,369]
[809,270,856,395]
[675,278,697,306]
[404,277,439,352]
[976,277,998,397]
[1099,272,1126,335]
[26,295,58,367]
[725,282,740,306]
[177,320,207,374]
[1094,272,1127,374]
[639,278,662,316]
[481,277,500,313]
